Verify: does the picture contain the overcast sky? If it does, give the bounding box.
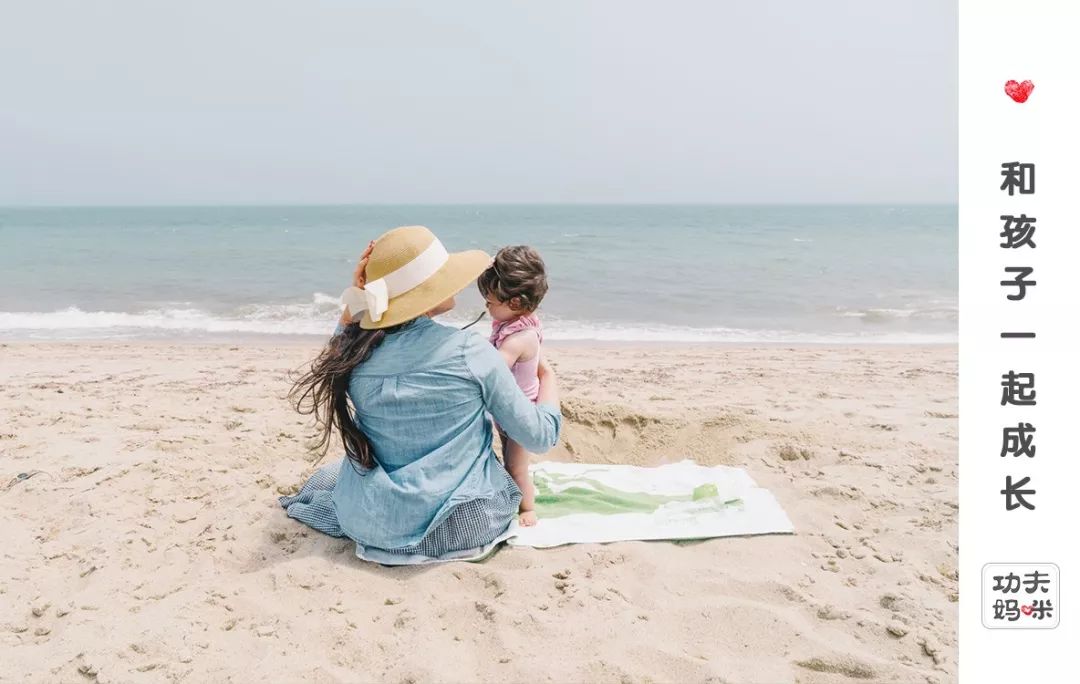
[0,1,957,205]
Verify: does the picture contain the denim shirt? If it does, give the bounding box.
[330,316,562,550]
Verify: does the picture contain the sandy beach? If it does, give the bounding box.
[1,341,957,683]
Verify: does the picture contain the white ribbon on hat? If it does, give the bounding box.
[341,238,450,323]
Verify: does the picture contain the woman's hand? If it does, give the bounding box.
[340,240,376,326]
[352,240,376,289]
[535,352,559,408]
[537,352,554,378]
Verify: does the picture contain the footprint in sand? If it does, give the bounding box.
[816,604,851,621]
[795,656,878,680]
[474,602,496,622]
[869,423,898,431]
[551,568,574,595]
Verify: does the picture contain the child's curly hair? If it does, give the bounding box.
[477,245,548,313]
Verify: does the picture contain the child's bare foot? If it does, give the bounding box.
[519,510,537,527]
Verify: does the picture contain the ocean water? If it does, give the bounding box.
[0,205,956,343]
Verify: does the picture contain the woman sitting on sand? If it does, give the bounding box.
[280,226,562,563]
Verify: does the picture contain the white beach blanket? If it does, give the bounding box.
[352,459,794,564]
[507,460,795,548]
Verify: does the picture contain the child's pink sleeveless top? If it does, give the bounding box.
[490,315,543,402]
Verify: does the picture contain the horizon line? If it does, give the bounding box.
[0,201,959,210]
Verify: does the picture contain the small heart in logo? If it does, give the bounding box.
[1005,80,1035,103]
[1021,604,1034,616]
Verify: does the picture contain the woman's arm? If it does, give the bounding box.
[337,309,352,329]
[464,335,561,454]
[337,240,376,329]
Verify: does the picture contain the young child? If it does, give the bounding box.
[477,245,549,527]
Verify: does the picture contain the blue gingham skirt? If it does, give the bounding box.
[279,459,521,562]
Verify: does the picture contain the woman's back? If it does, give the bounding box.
[331,315,561,551]
[349,316,483,471]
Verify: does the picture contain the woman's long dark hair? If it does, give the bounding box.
[290,321,398,470]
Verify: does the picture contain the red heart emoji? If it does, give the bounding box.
[1021,604,1033,616]
[1005,80,1035,103]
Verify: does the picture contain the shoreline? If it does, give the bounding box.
[1,336,959,350]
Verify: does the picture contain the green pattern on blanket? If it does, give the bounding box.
[533,471,742,518]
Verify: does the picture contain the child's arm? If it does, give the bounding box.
[495,330,539,369]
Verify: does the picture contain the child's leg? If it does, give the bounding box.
[503,438,537,526]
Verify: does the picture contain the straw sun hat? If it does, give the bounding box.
[341,226,492,330]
